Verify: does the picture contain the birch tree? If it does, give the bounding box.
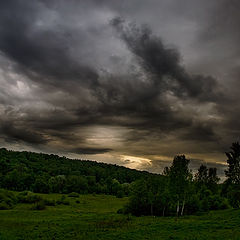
[167,155,191,216]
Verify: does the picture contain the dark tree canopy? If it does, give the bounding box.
[225,142,240,185]
[124,155,229,217]
[0,148,154,196]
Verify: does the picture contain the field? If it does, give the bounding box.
[0,193,240,240]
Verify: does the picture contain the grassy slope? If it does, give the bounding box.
[0,193,240,240]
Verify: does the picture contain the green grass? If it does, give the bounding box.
[0,192,240,240]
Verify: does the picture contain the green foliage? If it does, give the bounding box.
[0,145,239,219]
[125,176,170,216]
[0,189,16,210]
[0,148,153,196]
[65,175,88,193]
[43,198,56,206]
[17,191,42,203]
[0,201,10,210]
[0,192,239,240]
[31,200,46,210]
[223,142,240,209]
[56,195,70,205]
[125,155,229,217]
[224,184,240,208]
[33,175,49,193]
[225,142,240,185]
[68,192,80,198]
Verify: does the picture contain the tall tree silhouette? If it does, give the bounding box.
[168,155,192,216]
[225,142,240,185]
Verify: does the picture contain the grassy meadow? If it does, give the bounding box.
[0,192,240,240]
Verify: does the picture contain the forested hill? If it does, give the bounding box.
[0,148,157,196]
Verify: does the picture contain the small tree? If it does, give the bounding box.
[195,164,208,184]
[225,142,240,185]
[195,165,219,194]
[207,167,220,193]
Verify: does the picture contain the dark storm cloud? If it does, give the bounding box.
[0,120,47,144]
[196,0,240,150]
[0,0,99,90]
[0,0,219,142]
[71,147,112,155]
[0,0,237,174]
[111,17,221,102]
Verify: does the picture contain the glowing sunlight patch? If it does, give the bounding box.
[121,155,152,170]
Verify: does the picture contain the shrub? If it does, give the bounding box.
[219,198,230,210]
[0,202,10,210]
[62,200,70,205]
[68,192,79,198]
[0,189,17,210]
[31,200,46,210]
[17,192,42,203]
[117,208,124,214]
[227,189,240,208]
[56,199,70,205]
[116,190,124,198]
[185,195,201,214]
[43,199,56,206]
[56,196,70,205]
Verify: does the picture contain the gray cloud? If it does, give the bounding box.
[0,0,238,175]
[111,17,221,102]
[70,147,112,155]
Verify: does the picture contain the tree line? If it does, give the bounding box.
[1,142,240,216]
[0,148,154,197]
[123,142,240,216]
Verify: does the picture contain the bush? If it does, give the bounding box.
[0,202,10,210]
[56,199,70,205]
[43,199,56,206]
[68,192,79,198]
[63,200,70,205]
[117,208,124,214]
[227,189,240,208]
[116,190,124,198]
[17,192,42,203]
[0,189,17,210]
[219,198,230,210]
[207,195,229,210]
[31,200,46,210]
[17,191,29,196]
[185,195,201,214]
[56,195,70,205]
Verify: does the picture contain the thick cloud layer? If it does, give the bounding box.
[0,0,239,177]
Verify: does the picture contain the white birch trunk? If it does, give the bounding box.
[181,198,185,216]
[176,200,179,217]
[163,206,166,217]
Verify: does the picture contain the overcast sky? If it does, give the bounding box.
[0,0,239,176]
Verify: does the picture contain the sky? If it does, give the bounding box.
[0,0,240,177]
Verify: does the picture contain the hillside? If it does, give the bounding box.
[0,148,157,196]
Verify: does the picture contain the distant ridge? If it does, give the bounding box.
[0,148,160,196]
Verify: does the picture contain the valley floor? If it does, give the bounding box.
[0,193,240,240]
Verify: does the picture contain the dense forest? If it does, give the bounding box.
[0,148,154,197]
[1,142,240,217]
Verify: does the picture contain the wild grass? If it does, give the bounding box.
[0,192,239,240]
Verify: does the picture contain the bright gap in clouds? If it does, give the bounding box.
[121,155,152,170]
